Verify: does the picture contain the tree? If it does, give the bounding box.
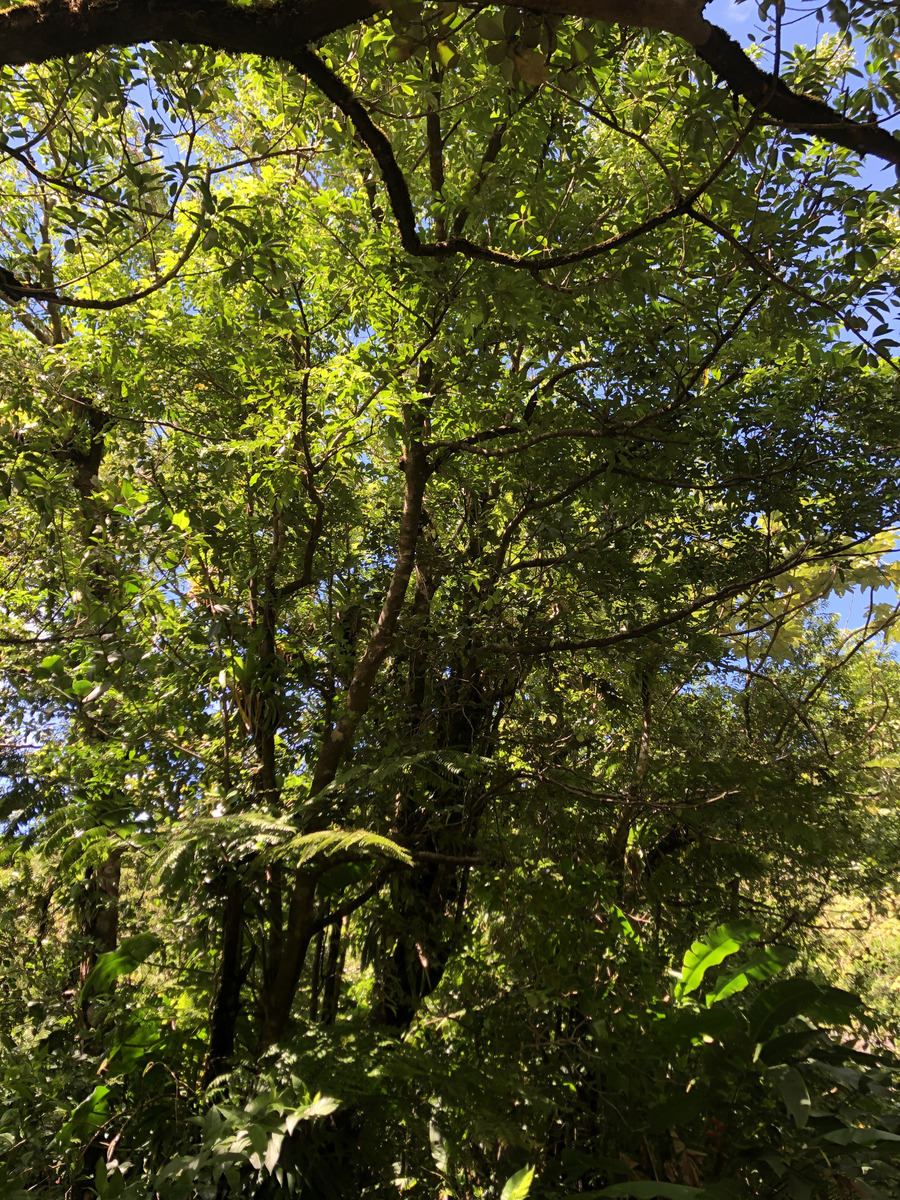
[1,4,900,1198]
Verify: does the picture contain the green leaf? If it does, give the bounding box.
[433,41,459,69]
[247,1123,268,1157]
[474,13,505,39]
[302,1093,340,1119]
[822,1127,900,1146]
[81,932,162,998]
[265,1132,284,1172]
[772,1066,811,1128]
[803,985,862,1026]
[511,49,548,86]
[56,1085,111,1147]
[285,828,414,867]
[676,922,760,999]
[758,1029,820,1067]
[501,1166,535,1200]
[748,978,859,1044]
[749,979,824,1043]
[706,945,797,1005]
[660,1005,743,1048]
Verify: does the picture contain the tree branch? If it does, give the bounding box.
[696,25,900,168]
[308,438,430,796]
[479,536,880,657]
[0,208,206,311]
[0,1,892,231]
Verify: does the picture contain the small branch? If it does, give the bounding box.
[0,207,207,311]
[479,539,871,658]
[686,204,900,373]
[411,851,485,865]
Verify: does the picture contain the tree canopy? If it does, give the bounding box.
[2,1,900,1197]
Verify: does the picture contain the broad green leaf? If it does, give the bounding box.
[81,933,162,998]
[474,13,505,38]
[511,49,548,85]
[501,1166,535,1200]
[676,922,760,999]
[672,1005,743,1043]
[56,1085,111,1147]
[748,978,859,1044]
[822,1127,900,1146]
[247,1123,268,1157]
[772,1066,811,1129]
[706,945,797,1005]
[302,1094,340,1119]
[265,1132,284,1172]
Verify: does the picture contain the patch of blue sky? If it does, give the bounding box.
[704,0,900,633]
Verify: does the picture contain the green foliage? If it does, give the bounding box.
[81,933,162,998]
[675,921,762,999]
[501,1166,535,1199]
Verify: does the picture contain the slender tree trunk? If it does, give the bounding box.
[78,849,122,1026]
[320,916,347,1026]
[259,874,318,1049]
[203,874,245,1087]
[206,518,286,1074]
[259,433,431,1049]
[266,863,283,985]
[608,672,653,896]
[309,928,325,1022]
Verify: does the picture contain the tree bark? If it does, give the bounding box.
[320,916,347,1026]
[78,849,121,1026]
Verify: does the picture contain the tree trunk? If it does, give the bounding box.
[259,433,431,1048]
[203,874,245,1088]
[78,849,122,1027]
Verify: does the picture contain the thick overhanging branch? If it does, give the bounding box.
[696,26,900,167]
[0,0,895,169]
[0,0,380,62]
